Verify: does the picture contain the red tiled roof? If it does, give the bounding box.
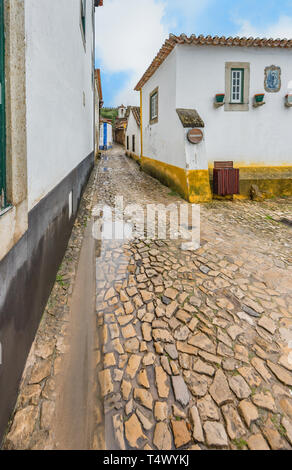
[131,106,141,128]
[100,117,112,124]
[135,33,292,90]
[115,118,128,130]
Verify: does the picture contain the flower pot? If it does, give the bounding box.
[215,94,225,103]
[254,94,265,103]
[285,94,292,107]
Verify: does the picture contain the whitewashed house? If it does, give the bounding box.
[135,34,292,202]
[99,119,113,150]
[95,68,103,157]
[0,0,103,442]
[125,106,141,161]
[114,105,129,146]
[118,104,127,119]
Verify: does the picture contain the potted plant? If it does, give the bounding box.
[254,93,265,103]
[215,93,225,103]
[285,94,292,106]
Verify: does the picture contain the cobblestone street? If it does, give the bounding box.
[4,145,292,450]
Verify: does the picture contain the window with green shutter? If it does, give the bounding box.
[0,0,6,210]
[230,68,244,104]
[81,0,86,42]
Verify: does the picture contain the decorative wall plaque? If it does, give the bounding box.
[187,128,203,144]
[264,65,281,93]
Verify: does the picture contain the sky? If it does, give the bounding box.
[95,0,292,107]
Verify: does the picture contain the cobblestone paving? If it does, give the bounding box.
[3,163,101,450]
[4,146,292,450]
[95,148,292,451]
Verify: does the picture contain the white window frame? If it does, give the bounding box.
[150,87,158,123]
[225,62,250,112]
[151,93,158,119]
[230,69,244,104]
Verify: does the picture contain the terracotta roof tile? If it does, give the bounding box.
[115,117,128,130]
[100,117,112,124]
[131,106,141,128]
[135,33,292,90]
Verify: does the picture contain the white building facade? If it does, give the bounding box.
[0,0,102,443]
[95,68,103,158]
[125,106,141,161]
[99,120,113,150]
[135,34,292,202]
[118,104,127,119]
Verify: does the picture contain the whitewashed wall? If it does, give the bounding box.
[176,44,292,167]
[99,122,113,148]
[95,82,101,156]
[142,48,187,169]
[118,106,126,119]
[126,110,141,156]
[25,0,95,210]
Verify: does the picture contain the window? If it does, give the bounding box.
[150,87,158,124]
[132,135,135,153]
[127,136,129,150]
[0,0,6,210]
[225,62,250,112]
[231,69,244,103]
[80,0,86,44]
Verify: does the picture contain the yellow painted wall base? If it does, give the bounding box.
[133,155,292,203]
[141,156,212,203]
[141,156,189,200]
[126,151,141,163]
[209,166,292,199]
[187,170,212,203]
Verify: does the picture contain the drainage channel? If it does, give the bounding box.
[280,218,292,227]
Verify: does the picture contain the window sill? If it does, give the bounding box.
[0,205,13,217]
[224,102,249,112]
[150,118,158,125]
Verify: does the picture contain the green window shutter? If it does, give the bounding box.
[81,0,86,39]
[0,0,6,209]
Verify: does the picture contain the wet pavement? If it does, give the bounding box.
[3,145,292,450]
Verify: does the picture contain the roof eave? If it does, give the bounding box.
[134,33,292,91]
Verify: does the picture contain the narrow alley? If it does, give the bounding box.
[4,146,292,451]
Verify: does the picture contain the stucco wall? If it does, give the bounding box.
[25,0,95,210]
[0,0,97,442]
[176,44,292,167]
[126,110,141,157]
[0,0,28,263]
[99,122,113,147]
[95,82,100,157]
[142,48,187,169]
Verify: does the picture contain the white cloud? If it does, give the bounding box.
[113,74,140,106]
[236,15,292,39]
[95,0,168,106]
[162,0,212,34]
